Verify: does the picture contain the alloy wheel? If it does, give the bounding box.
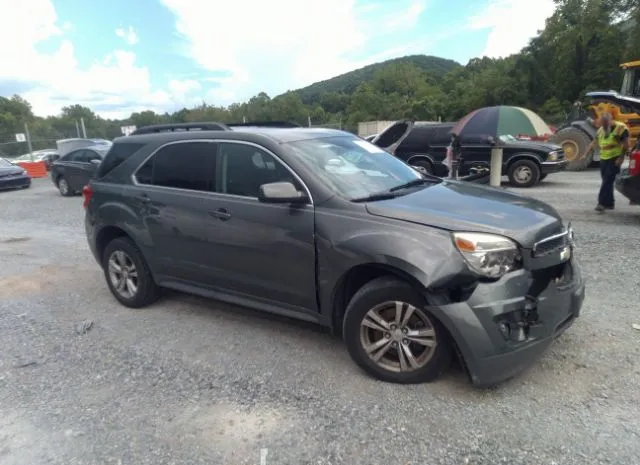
[108,250,139,299]
[58,178,69,195]
[359,301,437,373]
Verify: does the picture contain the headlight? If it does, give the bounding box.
[452,232,521,278]
[547,151,558,161]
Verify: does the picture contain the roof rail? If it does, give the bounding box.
[130,122,231,135]
[227,121,301,128]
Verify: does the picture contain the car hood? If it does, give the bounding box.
[365,180,563,247]
[506,140,562,152]
[0,165,24,176]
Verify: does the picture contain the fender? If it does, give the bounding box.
[315,213,474,321]
[94,199,156,268]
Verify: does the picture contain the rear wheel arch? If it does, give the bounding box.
[96,226,134,264]
[407,154,435,167]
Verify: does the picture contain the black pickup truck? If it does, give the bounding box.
[372,122,569,188]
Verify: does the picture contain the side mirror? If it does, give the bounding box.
[90,159,101,165]
[258,182,308,204]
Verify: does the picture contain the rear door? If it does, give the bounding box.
[458,134,493,175]
[58,149,88,191]
[74,149,103,189]
[131,140,219,283]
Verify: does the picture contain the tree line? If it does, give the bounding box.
[1,0,638,156]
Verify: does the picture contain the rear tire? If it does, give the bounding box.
[508,159,541,188]
[548,127,593,171]
[409,158,433,175]
[57,176,73,197]
[342,276,453,384]
[102,237,160,308]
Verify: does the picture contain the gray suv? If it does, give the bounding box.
[83,122,585,387]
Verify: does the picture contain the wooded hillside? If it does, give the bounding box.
[1,0,638,155]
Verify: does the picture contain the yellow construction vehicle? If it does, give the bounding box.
[548,60,640,171]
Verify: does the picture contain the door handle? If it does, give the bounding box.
[139,194,150,204]
[210,208,231,221]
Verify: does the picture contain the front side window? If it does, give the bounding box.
[215,142,299,198]
[134,141,215,192]
[287,136,430,200]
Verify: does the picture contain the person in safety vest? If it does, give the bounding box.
[585,112,630,212]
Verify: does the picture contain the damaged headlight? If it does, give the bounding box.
[452,232,522,279]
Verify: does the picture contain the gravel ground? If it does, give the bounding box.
[1,172,639,465]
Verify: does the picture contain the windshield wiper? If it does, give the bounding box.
[388,178,434,192]
[351,192,400,203]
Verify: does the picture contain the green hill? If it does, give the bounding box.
[292,54,461,104]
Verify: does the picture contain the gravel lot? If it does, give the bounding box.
[1,171,639,465]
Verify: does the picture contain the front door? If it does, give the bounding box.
[204,141,317,313]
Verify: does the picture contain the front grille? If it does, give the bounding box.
[532,226,573,258]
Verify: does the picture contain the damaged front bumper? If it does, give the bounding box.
[428,252,585,388]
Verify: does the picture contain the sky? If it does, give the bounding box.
[0,0,557,120]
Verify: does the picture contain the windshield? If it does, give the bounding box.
[0,158,14,167]
[287,136,427,200]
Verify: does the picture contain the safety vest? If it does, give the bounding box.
[597,121,628,160]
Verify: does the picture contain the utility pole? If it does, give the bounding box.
[80,117,87,138]
[24,123,34,161]
[75,120,81,137]
[308,114,311,127]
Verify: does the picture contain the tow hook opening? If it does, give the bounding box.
[495,296,539,342]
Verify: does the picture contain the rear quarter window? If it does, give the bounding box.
[96,142,145,178]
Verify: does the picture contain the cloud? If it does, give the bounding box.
[468,0,556,58]
[159,0,426,104]
[115,25,139,46]
[0,0,198,118]
[384,0,427,32]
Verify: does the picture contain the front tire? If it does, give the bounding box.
[508,159,540,188]
[343,277,453,384]
[102,237,160,308]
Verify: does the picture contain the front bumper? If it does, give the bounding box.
[614,170,640,204]
[541,159,569,174]
[0,174,31,190]
[429,254,585,387]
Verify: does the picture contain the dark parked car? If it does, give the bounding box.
[374,122,569,187]
[50,144,110,196]
[83,122,584,387]
[0,157,31,190]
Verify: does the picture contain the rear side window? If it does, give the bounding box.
[135,141,216,192]
[63,149,86,162]
[97,142,145,178]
